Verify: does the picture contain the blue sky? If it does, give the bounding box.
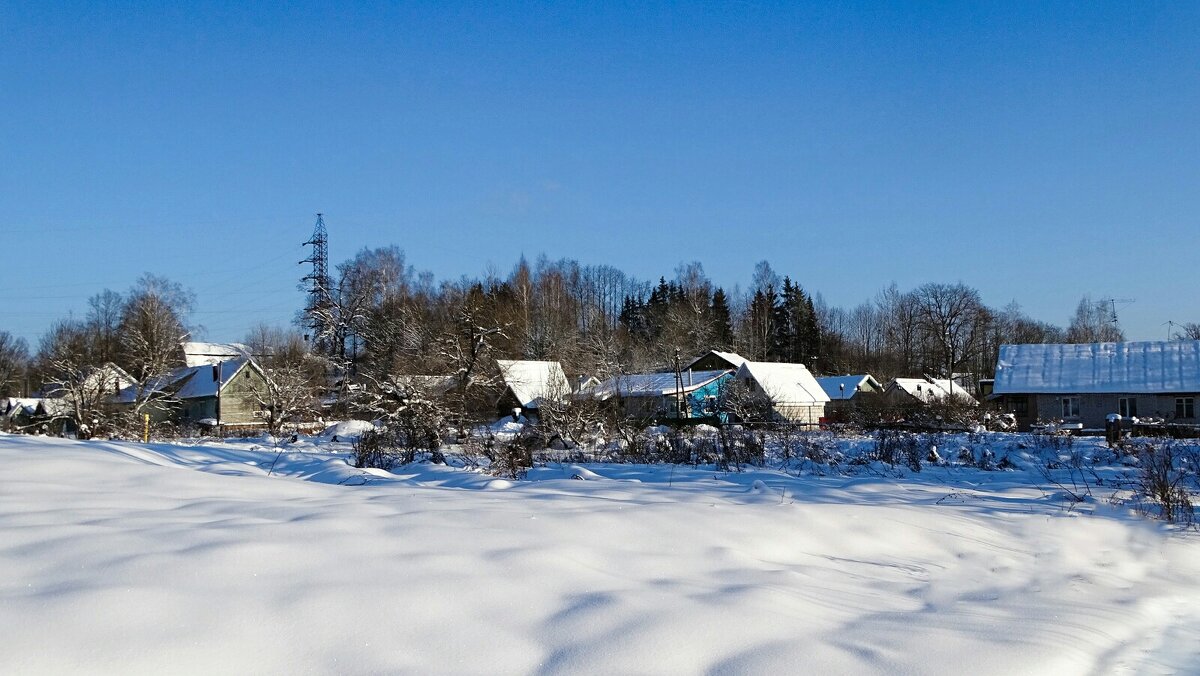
[2,1,1198,346]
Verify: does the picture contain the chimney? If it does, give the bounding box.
[212,364,219,382]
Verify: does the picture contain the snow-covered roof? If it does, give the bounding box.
[592,370,731,399]
[115,357,262,402]
[817,375,883,400]
[994,341,1200,394]
[683,350,748,371]
[392,375,458,397]
[182,342,252,367]
[3,398,41,419]
[887,377,977,405]
[736,361,830,404]
[927,378,978,405]
[174,358,257,399]
[497,360,570,409]
[35,398,71,416]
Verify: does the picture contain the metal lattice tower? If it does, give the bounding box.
[301,213,334,353]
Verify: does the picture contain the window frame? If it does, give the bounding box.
[1010,397,1028,416]
[1119,397,1137,418]
[1061,396,1080,419]
[1177,397,1195,419]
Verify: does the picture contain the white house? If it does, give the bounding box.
[496,360,571,420]
[734,361,829,424]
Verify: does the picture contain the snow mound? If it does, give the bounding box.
[1,434,1199,674]
[320,419,376,441]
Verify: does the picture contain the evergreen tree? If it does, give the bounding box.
[711,288,734,349]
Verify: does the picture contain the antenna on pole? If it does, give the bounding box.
[1097,298,1135,324]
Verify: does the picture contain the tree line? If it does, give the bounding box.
[3,248,1199,408]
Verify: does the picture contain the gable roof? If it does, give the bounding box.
[115,357,264,403]
[3,398,41,420]
[817,374,883,400]
[43,363,137,400]
[683,350,748,371]
[174,358,261,399]
[886,377,977,405]
[592,370,732,399]
[182,342,253,367]
[994,341,1200,394]
[497,360,570,409]
[736,361,830,404]
[393,375,459,397]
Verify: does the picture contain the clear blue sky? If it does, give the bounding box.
[3,1,1198,347]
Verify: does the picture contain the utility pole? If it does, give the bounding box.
[1097,298,1135,325]
[673,349,684,420]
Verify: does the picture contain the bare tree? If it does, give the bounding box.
[435,287,510,434]
[1176,323,1200,341]
[246,361,318,436]
[117,274,192,416]
[0,331,29,397]
[912,282,992,383]
[1066,295,1124,343]
[33,321,127,437]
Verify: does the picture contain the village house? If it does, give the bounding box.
[591,369,734,421]
[2,398,41,432]
[684,350,748,372]
[495,360,571,422]
[734,361,829,425]
[882,377,978,408]
[816,374,884,418]
[993,340,1200,431]
[117,356,274,430]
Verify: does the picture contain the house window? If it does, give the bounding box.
[1119,397,1137,418]
[1061,397,1080,418]
[1176,397,1195,419]
[1010,398,1028,416]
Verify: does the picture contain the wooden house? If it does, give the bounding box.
[993,341,1200,431]
[2,398,40,432]
[883,377,977,408]
[591,369,734,421]
[816,374,884,417]
[684,350,748,373]
[117,356,274,429]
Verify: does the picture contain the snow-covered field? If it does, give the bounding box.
[2,431,1199,675]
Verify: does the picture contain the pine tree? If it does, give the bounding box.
[711,288,734,349]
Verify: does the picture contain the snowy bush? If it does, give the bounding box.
[352,429,407,470]
[873,430,922,472]
[1128,440,1195,525]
